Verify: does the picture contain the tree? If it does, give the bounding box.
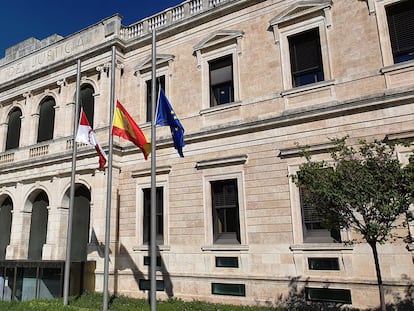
[292,137,414,311]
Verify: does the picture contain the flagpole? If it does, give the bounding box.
[103,45,116,311]
[63,59,81,305]
[150,28,157,311]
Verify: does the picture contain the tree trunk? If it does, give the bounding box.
[368,241,386,311]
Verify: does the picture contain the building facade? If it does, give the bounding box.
[0,0,413,309]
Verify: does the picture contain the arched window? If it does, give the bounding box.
[37,97,55,143]
[0,197,13,259]
[6,108,22,150]
[28,192,49,260]
[70,185,91,262]
[80,85,95,128]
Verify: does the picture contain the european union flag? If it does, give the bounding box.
[156,88,185,157]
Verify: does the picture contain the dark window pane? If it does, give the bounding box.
[308,257,340,270]
[37,97,55,143]
[215,257,239,268]
[38,267,62,299]
[289,29,324,87]
[6,108,22,150]
[28,192,49,260]
[143,187,164,244]
[209,56,234,106]
[211,179,240,244]
[80,85,95,128]
[212,283,245,296]
[306,287,352,304]
[0,198,13,260]
[146,76,165,122]
[386,1,414,63]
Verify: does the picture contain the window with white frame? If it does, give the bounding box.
[146,75,165,122]
[269,0,332,90]
[197,155,248,248]
[300,188,341,243]
[211,179,240,244]
[209,55,234,107]
[385,1,414,64]
[134,54,174,123]
[143,187,164,244]
[289,28,325,87]
[287,160,344,245]
[374,0,414,67]
[133,166,170,247]
[194,30,243,110]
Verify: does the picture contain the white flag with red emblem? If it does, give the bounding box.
[75,108,107,169]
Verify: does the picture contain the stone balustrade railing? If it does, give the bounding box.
[120,0,234,40]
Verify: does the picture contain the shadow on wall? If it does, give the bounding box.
[115,244,174,299]
[88,229,174,300]
[267,275,414,311]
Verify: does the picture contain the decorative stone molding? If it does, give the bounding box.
[131,165,172,178]
[193,30,244,68]
[56,78,67,88]
[96,62,111,73]
[134,54,175,75]
[269,0,332,45]
[195,154,248,170]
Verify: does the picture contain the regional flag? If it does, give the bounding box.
[112,100,151,160]
[156,88,185,157]
[75,108,108,169]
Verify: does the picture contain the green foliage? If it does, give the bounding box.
[0,292,285,310]
[292,137,414,244]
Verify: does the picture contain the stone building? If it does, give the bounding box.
[0,0,413,309]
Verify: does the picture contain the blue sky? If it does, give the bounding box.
[1,0,184,58]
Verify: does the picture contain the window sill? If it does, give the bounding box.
[290,244,354,253]
[132,245,171,252]
[380,59,414,74]
[199,101,242,116]
[281,80,335,97]
[201,244,249,252]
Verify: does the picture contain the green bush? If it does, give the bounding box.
[0,292,283,311]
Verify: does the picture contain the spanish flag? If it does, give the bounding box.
[112,100,151,160]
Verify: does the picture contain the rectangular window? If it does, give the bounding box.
[306,287,352,304]
[386,1,414,63]
[146,76,165,122]
[289,29,324,87]
[143,187,164,244]
[209,55,234,106]
[143,256,161,267]
[211,179,240,244]
[139,279,164,291]
[212,283,245,296]
[300,189,341,243]
[215,256,239,268]
[308,257,340,270]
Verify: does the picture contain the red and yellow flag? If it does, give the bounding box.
[112,100,151,160]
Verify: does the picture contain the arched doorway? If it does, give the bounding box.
[70,185,91,262]
[28,191,49,260]
[63,184,92,296]
[0,196,13,260]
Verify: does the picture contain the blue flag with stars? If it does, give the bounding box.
[156,88,185,157]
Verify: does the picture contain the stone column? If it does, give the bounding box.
[0,122,7,152]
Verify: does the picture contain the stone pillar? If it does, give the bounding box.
[7,210,31,259]
[0,123,7,152]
